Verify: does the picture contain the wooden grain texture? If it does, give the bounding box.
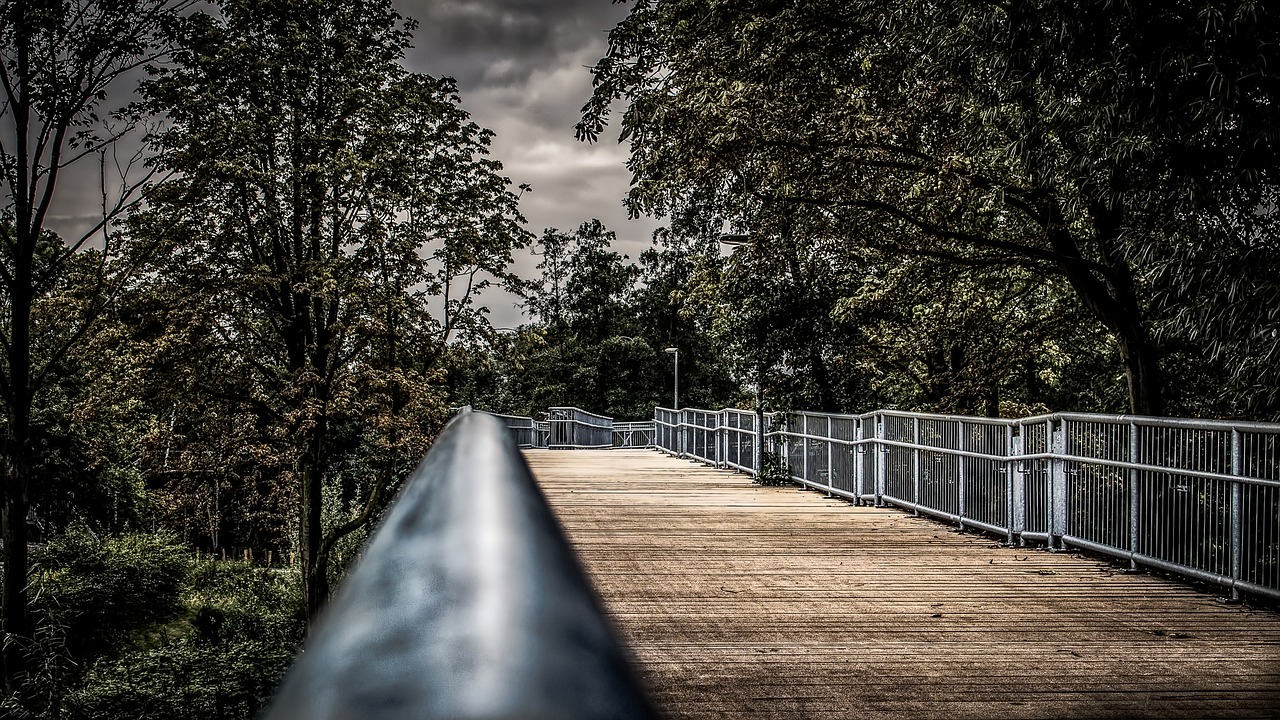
[525,449,1280,720]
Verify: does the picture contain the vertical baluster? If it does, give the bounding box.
[1008,423,1021,545]
[801,414,809,488]
[1050,418,1066,549]
[958,419,967,530]
[1129,421,1140,569]
[1231,428,1242,600]
[825,415,834,497]
[913,416,921,510]
[876,415,886,506]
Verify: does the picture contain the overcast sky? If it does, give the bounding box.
[395,0,661,326]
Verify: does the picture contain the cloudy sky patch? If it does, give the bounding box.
[399,0,659,323]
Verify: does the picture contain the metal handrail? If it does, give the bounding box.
[263,410,656,719]
[548,406,615,448]
[490,411,537,448]
[613,421,656,448]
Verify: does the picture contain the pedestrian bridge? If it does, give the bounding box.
[528,448,1279,719]
[264,408,1280,720]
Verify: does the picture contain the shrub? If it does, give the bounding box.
[4,528,304,720]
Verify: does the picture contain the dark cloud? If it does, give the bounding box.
[397,0,625,90]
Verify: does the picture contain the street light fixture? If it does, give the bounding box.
[664,347,679,410]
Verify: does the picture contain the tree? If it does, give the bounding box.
[707,212,868,414]
[527,227,572,331]
[0,0,192,691]
[138,0,529,618]
[521,220,642,414]
[634,226,738,412]
[834,255,1125,416]
[579,0,1280,418]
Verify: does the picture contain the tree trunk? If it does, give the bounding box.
[299,440,327,619]
[296,317,334,620]
[1058,264,1165,416]
[1043,201,1166,416]
[2,441,31,694]
[2,277,34,693]
[1114,317,1165,417]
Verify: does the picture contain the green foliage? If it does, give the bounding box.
[486,219,741,419]
[4,530,302,720]
[64,636,288,720]
[754,450,790,487]
[2,0,193,685]
[131,0,528,614]
[62,560,301,720]
[30,528,188,657]
[579,0,1280,419]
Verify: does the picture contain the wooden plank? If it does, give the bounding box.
[526,449,1280,720]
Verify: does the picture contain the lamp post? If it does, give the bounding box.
[719,231,766,476]
[664,347,679,410]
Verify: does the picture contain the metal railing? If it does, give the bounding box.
[264,410,656,720]
[654,406,1280,601]
[486,409,655,449]
[491,411,536,448]
[547,407,614,448]
[613,421,655,448]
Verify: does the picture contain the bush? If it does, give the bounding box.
[30,526,189,658]
[4,529,304,720]
[754,450,791,486]
[64,560,304,720]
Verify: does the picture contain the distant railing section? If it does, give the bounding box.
[654,406,1280,601]
[548,407,613,448]
[264,410,655,719]
[487,408,651,449]
[613,421,656,448]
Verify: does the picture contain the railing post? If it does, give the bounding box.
[1008,424,1022,545]
[912,416,921,511]
[1129,422,1140,570]
[720,410,728,468]
[1231,428,1243,601]
[801,414,809,488]
[1049,418,1067,550]
[755,406,764,478]
[875,415,886,506]
[723,412,732,469]
[957,419,967,530]
[777,416,785,477]
[854,420,865,501]
[826,415,834,497]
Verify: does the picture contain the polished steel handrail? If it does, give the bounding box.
[264,410,656,720]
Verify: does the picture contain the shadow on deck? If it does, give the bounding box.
[527,449,1280,720]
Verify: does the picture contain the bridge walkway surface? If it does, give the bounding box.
[524,449,1280,720]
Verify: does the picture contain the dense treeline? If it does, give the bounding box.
[0,0,1275,717]
[579,0,1279,420]
[472,214,1128,423]
[448,219,741,420]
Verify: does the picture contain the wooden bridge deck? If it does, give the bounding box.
[524,449,1280,720]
